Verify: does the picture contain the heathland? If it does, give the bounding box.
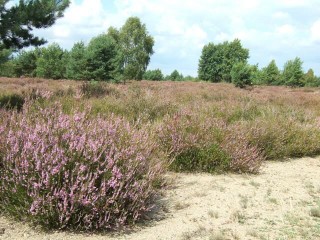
[0,78,320,239]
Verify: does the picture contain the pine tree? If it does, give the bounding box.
[0,0,70,50]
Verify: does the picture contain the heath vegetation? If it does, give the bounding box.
[1,78,320,231]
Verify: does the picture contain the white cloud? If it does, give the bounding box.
[273,11,291,20]
[311,19,320,43]
[276,24,295,35]
[52,25,71,38]
[280,0,311,7]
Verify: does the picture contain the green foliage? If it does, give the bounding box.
[108,17,154,80]
[303,69,319,87]
[80,81,119,98]
[167,70,184,81]
[170,144,231,173]
[260,60,281,85]
[231,62,253,88]
[14,48,41,77]
[0,0,70,49]
[0,47,12,64]
[65,41,87,80]
[198,39,249,82]
[246,119,320,160]
[143,69,164,81]
[0,93,24,110]
[250,64,263,85]
[0,59,16,77]
[36,43,67,79]
[0,48,15,76]
[281,57,304,87]
[84,34,120,81]
[183,75,198,81]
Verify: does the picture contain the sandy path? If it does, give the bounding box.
[1,157,320,240]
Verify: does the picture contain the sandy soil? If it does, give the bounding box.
[1,157,320,240]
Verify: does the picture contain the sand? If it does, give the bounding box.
[1,157,320,240]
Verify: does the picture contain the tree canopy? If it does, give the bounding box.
[231,62,253,88]
[260,60,281,85]
[198,39,249,82]
[107,17,154,80]
[281,57,304,87]
[0,0,70,50]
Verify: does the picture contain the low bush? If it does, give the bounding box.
[157,111,262,173]
[0,103,163,230]
[222,128,264,173]
[80,81,119,98]
[0,93,25,111]
[171,144,231,173]
[244,118,320,160]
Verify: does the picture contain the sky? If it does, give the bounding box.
[33,0,320,76]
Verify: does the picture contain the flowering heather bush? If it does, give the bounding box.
[0,103,163,230]
[221,126,264,174]
[157,110,199,159]
[157,110,262,173]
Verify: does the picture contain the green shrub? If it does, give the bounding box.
[231,62,252,88]
[170,144,231,173]
[36,43,67,79]
[14,49,41,77]
[245,119,320,160]
[0,94,25,111]
[80,81,119,98]
[143,69,164,81]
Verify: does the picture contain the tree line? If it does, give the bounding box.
[0,16,154,82]
[0,1,319,87]
[198,39,319,88]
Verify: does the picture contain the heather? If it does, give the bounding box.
[1,78,320,230]
[0,102,163,230]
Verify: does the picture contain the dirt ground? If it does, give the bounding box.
[1,157,320,240]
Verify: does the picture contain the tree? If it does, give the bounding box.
[84,34,120,81]
[260,60,280,85]
[281,57,304,87]
[184,75,197,81]
[36,43,67,79]
[231,62,253,88]
[168,70,184,81]
[107,17,154,80]
[0,48,15,76]
[250,64,263,85]
[66,41,87,80]
[0,0,70,50]
[143,69,163,81]
[198,39,249,82]
[13,48,41,77]
[303,68,319,87]
[0,47,11,64]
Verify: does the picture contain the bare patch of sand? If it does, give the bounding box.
[1,157,320,240]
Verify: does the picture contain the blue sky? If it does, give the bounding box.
[34,0,320,76]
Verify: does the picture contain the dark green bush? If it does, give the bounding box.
[0,94,25,111]
[143,69,164,81]
[170,144,231,173]
[80,81,119,98]
[231,62,253,88]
